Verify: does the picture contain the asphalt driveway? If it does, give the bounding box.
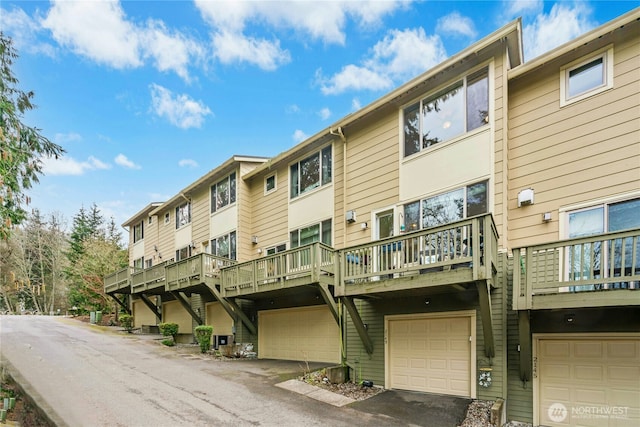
[0,315,471,427]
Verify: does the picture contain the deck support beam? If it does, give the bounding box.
[171,291,203,325]
[341,296,373,355]
[518,310,532,382]
[139,294,162,321]
[205,283,257,336]
[476,280,495,358]
[317,283,340,325]
[108,294,131,315]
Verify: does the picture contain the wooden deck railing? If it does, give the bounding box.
[513,228,640,310]
[165,253,236,291]
[336,214,498,296]
[221,243,335,297]
[131,261,170,293]
[104,267,137,294]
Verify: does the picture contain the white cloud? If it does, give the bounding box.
[149,84,212,129]
[40,0,203,80]
[212,30,290,71]
[292,129,308,143]
[318,108,331,121]
[43,155,110,176]
[436,12,477,38]
[53,132,82,144]
[503,0,544,17]
[523,3,595,60]
[286,104,301,114]
[114,154,141,170]
[351,98,362,111]
[178,159,199,168]
[195,0,408,70]
[0,6,56,56]
[318,28,447,95]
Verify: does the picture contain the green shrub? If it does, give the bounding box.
[158,322,179,342]
[161,339,175,347]
[119,314,134,333]
[195,325,214,353]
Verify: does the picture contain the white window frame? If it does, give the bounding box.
[265,173,277,195]
[175,202,191,229]
[402,65,490,158]
[164,212,170,225]
[211,172,237,214]
[133,221,144,243]
[211,231,237,260]
[560,45,613,107]
[289,145,332,199]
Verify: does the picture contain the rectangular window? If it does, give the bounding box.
[566,198,640,287]
[164,212,170,225]
[211,231,237,260]
[211,172,237,213]
[265,174,276,193]
[290,219,332,248]
[148,216,153,225]
[145,259,153,268]
[176,246,191,261]
[133,257,144,269]
[133,221,144,243]
[404,67,489,157]
[403,181,489,230]
[266,243,287,255]
[561,47,613,106]
[175,202,191,229]
[290,145,332,198]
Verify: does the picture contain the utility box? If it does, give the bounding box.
[214,335,229,349]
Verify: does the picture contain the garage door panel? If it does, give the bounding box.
[388,315,471,397]
[258,306,339,363]
[538,337,640,427]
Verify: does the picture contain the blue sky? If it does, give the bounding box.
[1,0,637,235]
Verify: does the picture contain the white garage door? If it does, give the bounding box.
[536,335,640,427]
[258,306,340,363]
[387,314,473,396]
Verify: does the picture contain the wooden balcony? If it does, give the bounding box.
[166,254,236,292]
[131,262,169,294]
[221,243,336,298]
[104,267,136,294]
[513,228,640,310]
[336,214,498,297]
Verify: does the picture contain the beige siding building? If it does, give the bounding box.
[104,8,640,426]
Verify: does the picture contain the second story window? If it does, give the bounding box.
[290,145,332,199]
[211,172,236,213]
[403,181,488,230]
[211,231,237,260]
[290,219,332,248]
[404,67,489,157]
[133,221,144,243]
[175,202,191,229]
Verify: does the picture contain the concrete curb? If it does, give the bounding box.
[1,359,68,427]
[276,379,356,407]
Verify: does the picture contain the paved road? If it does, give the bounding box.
[0,315,408,427]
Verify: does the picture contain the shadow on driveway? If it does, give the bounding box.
[349,389,471,427]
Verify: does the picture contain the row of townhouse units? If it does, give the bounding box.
[104,9,640,427]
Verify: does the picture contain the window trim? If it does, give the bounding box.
[402,180,489,231]
[560,192,640,239]
[265,173,277,195]
[164,212,170,225]
[211,172,237,214]
[289,144,333,200]
[175,202,191,229]
[560,45,613,107]
[210,230,237,260]
[402,65,490,158]
[290,219,332,248]
[133,220,144,243]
